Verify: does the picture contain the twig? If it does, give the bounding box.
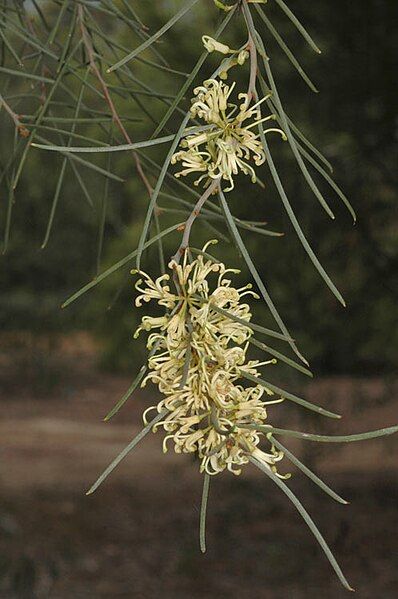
[77,5,152,197]
[171,178,220,263]
[247,32,257,100]
[0,92,29,136]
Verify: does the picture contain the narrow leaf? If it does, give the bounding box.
[297,141,356,222]
[249,337,313,377]
[219,188,308,364]
[249,457,353,591]
[104,365,147,421]
[152,6,236,137]
[31,133,176,153]
[254,6,318,92]
[0,65,54,83]
[35,135,124,182]
[269,436,348,504]
[256,38,336,220]
[62,222,183,308]
[41,158,68,248]
[136,114,191,270]
[244,424,398,443]
[0,28,23,66]
[108,0,200,72]
[255,116,346,306]
[69,161,94,208]
[283,110,333,174]
[86,410,168,495]
[273,0,322,54]
[200,473,211,553]
[194,296,294,343]
[241,371,341,419]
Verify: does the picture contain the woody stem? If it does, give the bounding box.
[171,178,220,263]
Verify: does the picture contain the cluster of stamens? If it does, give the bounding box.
[171,78,285,191]
[134,242,287,476]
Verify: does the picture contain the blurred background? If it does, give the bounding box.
[0,1,397,597]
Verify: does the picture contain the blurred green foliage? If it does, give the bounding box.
[1,0,397,375]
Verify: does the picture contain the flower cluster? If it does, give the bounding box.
[171,78,285,191]
[134,241,286,476]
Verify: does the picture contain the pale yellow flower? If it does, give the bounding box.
[171,79,286,191]
[133,242,286,476]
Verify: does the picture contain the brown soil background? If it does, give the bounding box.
[1,335,397,598]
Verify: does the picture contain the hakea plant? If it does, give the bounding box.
[13,0,395,592]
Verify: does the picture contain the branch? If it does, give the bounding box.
[77,5,152,197]
[247,31,258,101]
[171,178,220,263]
[0,92,29,137]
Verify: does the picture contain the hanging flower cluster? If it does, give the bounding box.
[171,78,285,191]
[133,242,286,476]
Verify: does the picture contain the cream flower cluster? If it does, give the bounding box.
[171,78,285,191]
[134,242,285,476]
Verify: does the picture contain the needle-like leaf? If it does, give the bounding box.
[219,187,309,364]
[296,140,356,223]
[253,36,336,220]
[96,145,110,274]
[253,101,346,305]
[243,424,398,443]
[69,161,94,209]
[240,370,341,419]
[31,133,177,153]
[269,436,348,504]
[0,28,23,66]
[35,135,124,182]
[2,130,18,254]
[41,157,68,249]
[258,76,355,221]
[107,0,200,73]
[86,410,168,495]
[254,5,318,92]
[200,473,211,553]
[136,113,191,270]
[249,337,313,377]
[152,6,236,138]
[273,0,322,54]
[193,294,294,343]
[104,365,147,421]
[62,222,183,308]
[0,65,54,82]
[249,457,353,591]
